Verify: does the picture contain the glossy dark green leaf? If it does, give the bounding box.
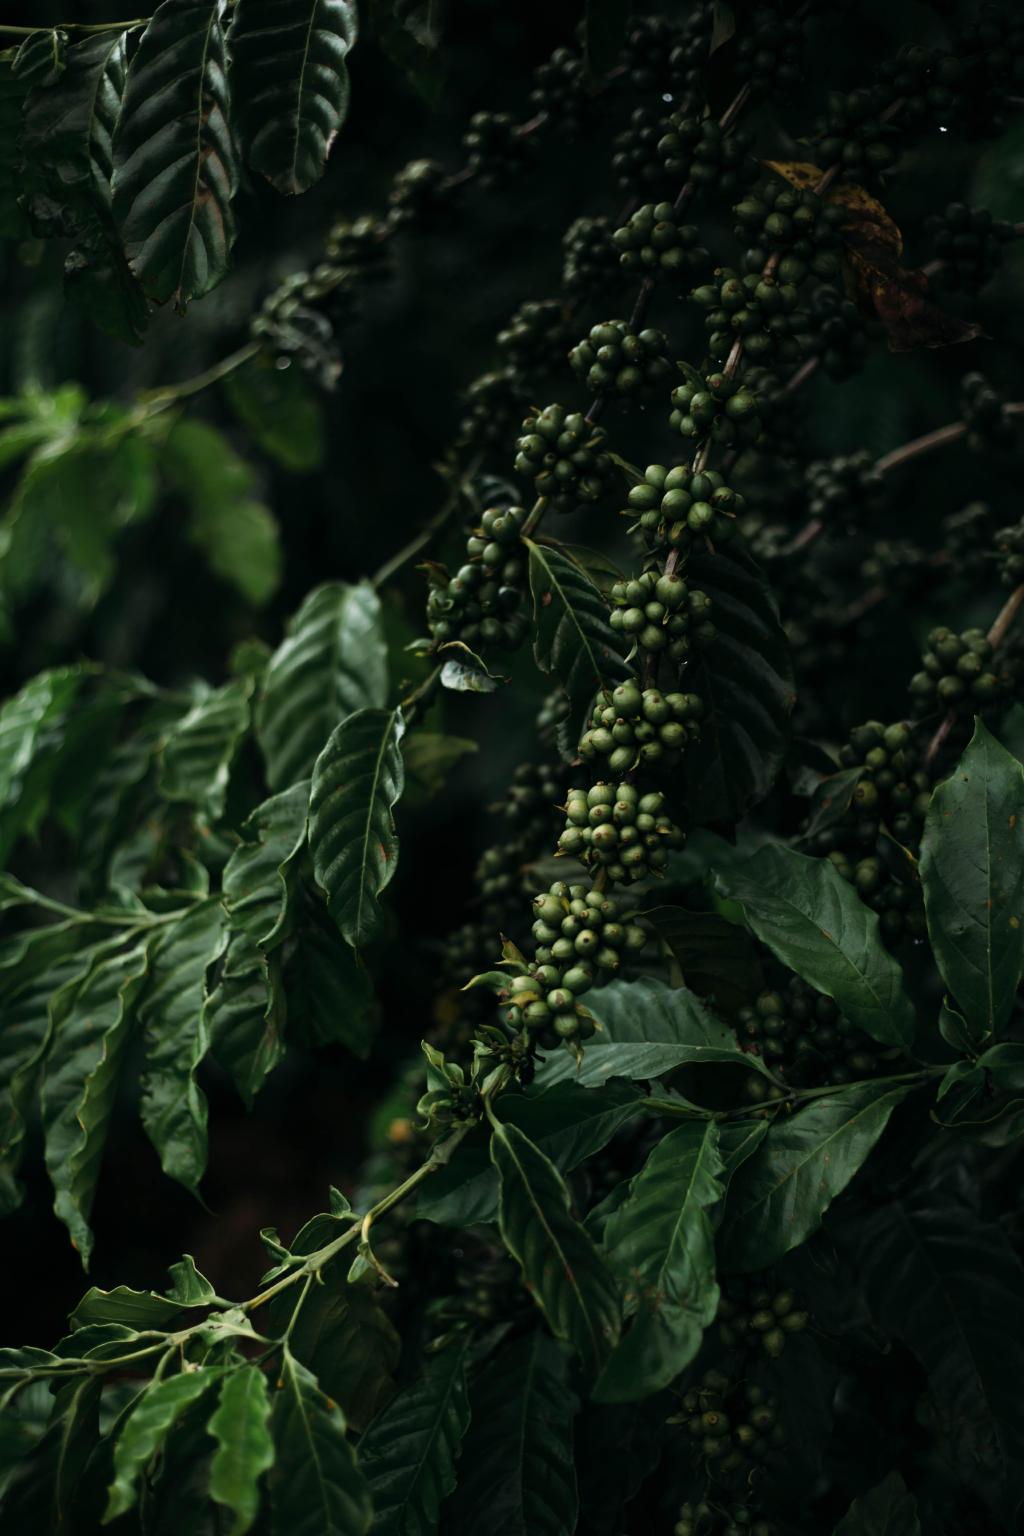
[162,419,281,605]
[636,905,765,1011]
[230,0,358,194]
[70,1284,184,1332]
[0,1374,101,1530]
[833,1471,921,1534]
[40,939,149,1265]
[105,1368,224,1520]
[284,899,379,1055]
[491,1119,621,1371]
[269,1350,371,1536]
[718,844,916,1047]
[719,1080,916,1270]
[919,720,1024,1045]
[575,1394,669,1536]
[206,781,308,1103]
[360,1336,471,1534]
[798,766,863,844]
[526,540,630,743]
[0,666,82,863]
[159,678,251,821]
[417,1079,644,1227]
[21,30,149,343]
[165,1253,217,1306]
[138,899,229,1195]
[860,1194,1024,1523]
[443,1332,578,1536]
[257,582,388,790]
[112,0,238,309]
[534,977,769,1087]
[12,28,68,86]
[0,921,105,1216]
[269,1267,398,1434]
[223,358,326,471]
[309,706,405,949]
[208,1365,275,1535]
[593,1121,723,1402]
[437,640,504,694]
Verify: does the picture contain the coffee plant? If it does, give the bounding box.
[2,1,1024,1532]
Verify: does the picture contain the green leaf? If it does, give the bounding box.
[798,766,863,844]
[718,844,916,1048]
[166,1253,217,1305]
[206,781,309,1103]
[919,720,1024,1045]
[230,0,358,195]
[223,357,325,471]
[0,666,82,862]
[719,1079,916,1270]
[526,540,630,743]
[208,1366,275,1535]
[21,31,149,343]
[138,899,229,1194]
[270,1268,399,1433]
[417,1080,644,1227]
[162,419,281,604]
[860,1194,1024,1524]
[593,1121,724,1402]
[491,1119,621,1371]
[0,1375,101,1530]
[683,545,794,823]
[111,0,238,309]
[368,0,446,106]
[0,921,106,1216]
[257,581,388,790]
[12,29,68,87]
[403,730,478,796]
[437,640,504,693]
[284,899,379,1054]
[70,1283,184,1332]
[41,940,149,1265]
[309,706,406,949]
[534,977,769,1087]
[833,1471,921,1535]
[637,905,765,1011]
[443,1331,578,1536]
[360,1335,471,1534]
[269,1350,371,1536]
[575,1395,669,1536]
[159,678,252,821]
[104,1367,223,1521]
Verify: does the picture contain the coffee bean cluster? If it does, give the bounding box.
[625,463,744,553]
[579,683,704,775]
[514,403,614,513]
[569,319,673,398]
[737,980,887,1091]
[961,371,1017,452]
[925,202,1014,293]
[670,371,762,445]
[804,451,886,527]
[677,1370,785,1480]
[497,299,573,385]
[561,215,620,299]
[612,203,710,287]
[426,504,528,652]
[462,111,531,188]
[557,782,684,882]
[995,520,1024,587]
[909,626,1008,715]
[733,181,844,284]
[659,116,755,197]
[717,1277,810,1359]
[691,267,808,368]
[608,569,715,664]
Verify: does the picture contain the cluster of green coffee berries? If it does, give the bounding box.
[612,106,675,195]
[812,87,898,178]
[735,1,803,98]
[995,520,1024,587]
[579,684,704,774]
[675,1501,774,1536]
[925,202,1014,293]
[426,505,528,652]
[909,626,1007,716]
[609,569,715,664]
[623,9,710,109]
[503,882,647,1044]
[528,44,589,137]
[671,371,761,445]
[625,463,743,553]
[569,320,673,397]
[612,203,710,286]
[836,720,932,844]
[804,451,886,527]
[733,181,844,283]
[462,111,531,188]
[561,215,619,298]
[457,369,526,451]
[961,371,1017,453]
[805,284,870,379]
[659,115,754,196]
[691,268,807,368]
[676,1370,785,1479]
[388,157,449,229]
[514,403,614,513]
[737,980,887,1090]
[251,269,347,389]
[557,782,684,882]
[323,214,392,274]
[497,299,572,384]
[944,500,997,578]
[717,1278,810,1360]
